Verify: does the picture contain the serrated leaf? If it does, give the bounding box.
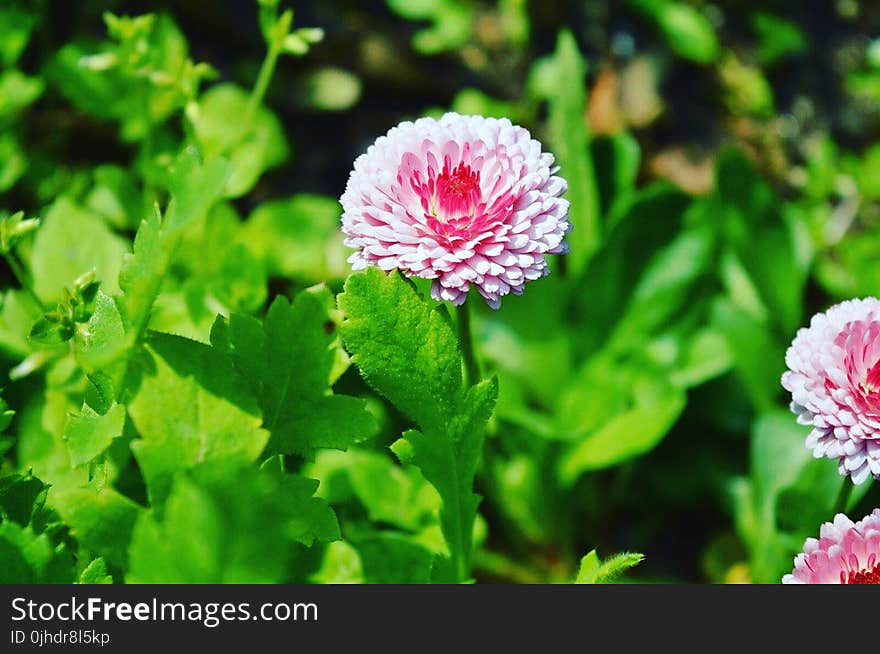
[74,291,127,373]
[79,557,113,584]
[575,549,644,583]
[339,268,498,581]
[117,207,165,338]
[127,460,338,583]
[339,269,462,432]
[0,521,75,583]
[63,402,126,467]
[128,336,269,505]
[50,485,141,569]
[0,471,48,526]
[211,289,376,459]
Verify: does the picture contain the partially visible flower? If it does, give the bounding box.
[783,510,880,584]
[782,297,880,484]
[340,112,570,309]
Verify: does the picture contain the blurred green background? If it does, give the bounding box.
[2,0,880,583]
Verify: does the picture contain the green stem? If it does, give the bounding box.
[4,252,45,311]
[244,37,283,129]
[832,479,853,516]
[457,302,480,387]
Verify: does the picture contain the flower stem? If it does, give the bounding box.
[4,252,45,311]
[832,478,853,516]
[457,302,480,386]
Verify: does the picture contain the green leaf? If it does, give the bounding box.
[559,377,686,484]
[211,289,376,459]
[385,0,474,54]
[670,328,733,389]
[163,147,231,233]
[241,194,349,282]
[711,298,785,413]
[530,30,601,273]
[611,227,714,347]
[0,471,47,526]
[128,334,269,504]
[48,43,125,121]
[49,485,140,570]
[190,83,287,197]
[0,290,40,358]
[74,291,128,374]
[63,402,126,467]
[127,460,338,583]
[0,133,26,192]
[0,5,37,67]
[339,268,498,581]
[752,12,807,65]
[575,550,600,582]
[751,411,813,499]
[117,206,165,338]
[0,70,44,123]
[164,203,268,317]
[339,269,463,432]
[451,88,525,122]
[0,521,75,583]
[355,532,434,583]
[79,557,113,584]
[347,450,441,531]
[591,133,641,218]
[310,541,364,584]
[634,0,719,64]
[572,184,691,356]
[29,197,128,303]
[85,165,146,230]
[575,549,644,583]
[29,316,74,345]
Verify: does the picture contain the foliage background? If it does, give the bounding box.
[1,0,879,583]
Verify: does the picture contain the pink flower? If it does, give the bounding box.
[340,113,570,309]
[783,510,880,584]
[782,297,880,484]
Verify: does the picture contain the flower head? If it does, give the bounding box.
[783,509,880,584]
[340,112,570,309]
[782,297,880,484]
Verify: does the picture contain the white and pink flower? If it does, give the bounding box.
[340,113,570,309]
[783,509,880,584]
[782,297,880,484]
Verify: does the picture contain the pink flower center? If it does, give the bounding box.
[434,162,481,220]
[865,360,880,394]
[833,318,880,412]
[401,149,518,247]
[846,561,880,584]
